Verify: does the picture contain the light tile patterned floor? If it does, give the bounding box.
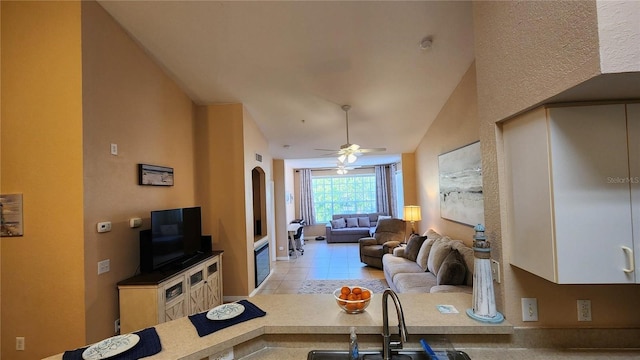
[255,239,385,294]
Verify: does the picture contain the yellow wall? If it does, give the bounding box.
[196,104,272,297]
[81,1,197,342]
[242,108,272,291]
[2,1,199,357]
[1,2,86,358]
[196,104,247,296]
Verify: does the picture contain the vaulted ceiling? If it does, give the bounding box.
[98,1,475,168]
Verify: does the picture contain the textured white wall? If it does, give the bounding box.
[597,0,640,73]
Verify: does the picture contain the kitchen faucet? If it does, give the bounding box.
[381,288,408,360]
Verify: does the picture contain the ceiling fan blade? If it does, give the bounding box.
[356,147,387,153]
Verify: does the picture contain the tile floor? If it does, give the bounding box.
[255,239,385,294]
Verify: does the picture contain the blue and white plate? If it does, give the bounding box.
[206,303,245,321]
[82,333,140,360]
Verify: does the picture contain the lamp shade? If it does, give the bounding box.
[403,205,422,222]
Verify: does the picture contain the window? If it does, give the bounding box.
[312,174,377,223]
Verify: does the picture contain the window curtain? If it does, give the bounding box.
[389,163,398,218]
[375,165,390,216]
[299,169,316,225]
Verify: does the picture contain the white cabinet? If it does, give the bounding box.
[503,104,638,284]
[118,252,223,333]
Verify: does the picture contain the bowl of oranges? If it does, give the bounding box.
[333,286,373,314]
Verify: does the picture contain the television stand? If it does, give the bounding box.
[117,251,224,333]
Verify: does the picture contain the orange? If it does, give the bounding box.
[347,293,358,301]
[341,286,351,296]
[352,287,362,295]
[361,290,371,300]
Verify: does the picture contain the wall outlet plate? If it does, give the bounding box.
[98,259,110,275]
[97,221,112,233]
[577,299,592,321]
[521,298,538,321]
[491,259,501,283]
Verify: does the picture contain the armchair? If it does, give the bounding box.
[359,218,406,269]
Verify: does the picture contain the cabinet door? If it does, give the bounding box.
[161,275,188,323]
[205,256,222,308]
[504,107,557,282]
[187,265,207,314]
[628,104,640,283]
[549,105,634,283]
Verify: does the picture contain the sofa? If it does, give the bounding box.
[382,229,474,293]
[325,213,390,243]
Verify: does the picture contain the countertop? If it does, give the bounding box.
[43,293,640,359]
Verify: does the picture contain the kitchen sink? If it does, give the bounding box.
[307,349,471,360]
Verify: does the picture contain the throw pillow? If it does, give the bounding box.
[331,218,346,229]
[437,250,467,285]
[346,217,359,228]
[427,237,453,274]
[425,229,442,240]
[415,238,436,271]
[403,234,427,262]
[358,217,371,227]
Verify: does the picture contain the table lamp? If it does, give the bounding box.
[403,205,421,235]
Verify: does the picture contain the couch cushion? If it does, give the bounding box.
[393,272,438,293]
[358,217,371,227]
[424,229,443,240]
[415,238,436,271]
[331,218,346,229]
[382,255,424,282]
[450,241,475,286]
[427,237,453,275]
[346,217,359,228]
[436,250,466,285]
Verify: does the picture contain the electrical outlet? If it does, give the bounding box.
[97,221,112,233]
[16,337,25,351]
[98,259,110,274]
[115,318,121,334]
[521,298,538,321]
[491,259,501,283]
[577,299,592,321]
[110,143,118,155]
[209,348,234,360]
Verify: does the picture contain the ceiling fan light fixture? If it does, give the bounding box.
[337,168,348,175]
[347,153,357,163]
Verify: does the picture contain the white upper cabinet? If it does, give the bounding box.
[503,103,638,284]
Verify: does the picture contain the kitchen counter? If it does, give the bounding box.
[43,293,640,359]
[45,293,511,359]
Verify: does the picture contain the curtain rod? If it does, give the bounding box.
[294,164,395,172]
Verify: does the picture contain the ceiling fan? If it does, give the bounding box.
[315,105,386,164]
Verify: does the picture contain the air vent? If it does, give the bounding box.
[255,153,262,162]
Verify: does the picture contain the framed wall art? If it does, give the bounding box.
[438,141,484,226]
[138,164,174,186]
[1,193,24,236]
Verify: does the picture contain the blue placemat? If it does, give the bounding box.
[188,299,267,337]
[63,327,161,360]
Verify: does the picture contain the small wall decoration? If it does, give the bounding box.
[138,164,174,186]
[438,141,484,226]
[1,193,24,236]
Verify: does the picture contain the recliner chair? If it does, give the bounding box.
[358,218,406,269]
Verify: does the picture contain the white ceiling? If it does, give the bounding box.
[97,1,475,169]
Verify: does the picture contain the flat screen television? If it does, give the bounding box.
[140,206,203,272]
